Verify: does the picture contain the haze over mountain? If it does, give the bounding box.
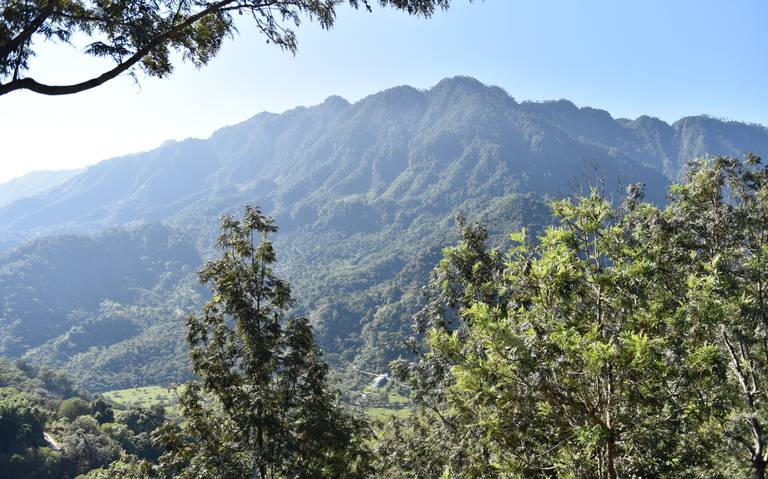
[1,76,766,391]
[4,77,768,241]
[0,168,83,208]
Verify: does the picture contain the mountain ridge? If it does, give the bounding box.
[2,76,767,390]
[4,77,767,241]
[0,168,83,208]
[0,77,671,239]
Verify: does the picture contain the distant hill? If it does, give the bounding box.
[518,102,768,179]
[0,224,201,387]
[0,168,82,208]
[2,76,766,390]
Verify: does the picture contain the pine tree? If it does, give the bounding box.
[156,206,369,479]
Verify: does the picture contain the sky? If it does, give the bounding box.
[0,0,766,183]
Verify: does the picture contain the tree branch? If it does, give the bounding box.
[0,0,238,96]
[0,0,56,61]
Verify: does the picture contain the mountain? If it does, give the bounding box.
[1,76,766,391]
[0,168,82,208]
[2,79,766,244]
[0,223,201,389]
[0,77,672,241]
[518,101,768,179]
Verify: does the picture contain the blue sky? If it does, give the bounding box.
[1,0,766,182]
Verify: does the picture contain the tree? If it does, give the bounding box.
[77,452,153,479]
[60,415,123,475]
[391,191,717,477]
[59,396,92,421]
[371,413,455,478]
[0,0,455,96]
[91,397,114,425]
[155,205,370,479]
[0,387,46,454]
[660,155,768,478]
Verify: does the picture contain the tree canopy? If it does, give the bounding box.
[155,206,370,479]
[383,155,768,478]
[0,0,454,96]
[7,156,768,478]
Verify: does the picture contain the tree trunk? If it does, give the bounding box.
[251,462,267,479]
[755,459,766,479]
[606,439,618,479]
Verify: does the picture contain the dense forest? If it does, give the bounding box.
[0,356,167,478]
[2,78,768,477]
[2,0,764,474]
[2,78,768,395]
[5,155,768,477]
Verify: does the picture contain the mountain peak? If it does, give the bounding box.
[632,115,670,128]
[430,75,487,93]
[322,95,350,108]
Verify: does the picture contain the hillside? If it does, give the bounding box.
[2,78,767,244]
[0,356,170,478]
[0,169,82,208]
[0,77,674,239]
[0,224,202,391]
[1,77,766,390]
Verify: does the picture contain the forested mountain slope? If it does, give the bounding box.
[0,77,673,239]
[520,101,768,178]
[0,169,82,208]
[0,224,201,390]
[1,76,765,390]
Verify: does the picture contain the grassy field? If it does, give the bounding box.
[386,389,409,404]
[364,406,411,421]
[103,382,411,421]
[102,386,179,413]
[359,383,411,421]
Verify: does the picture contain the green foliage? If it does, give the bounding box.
[76,452,153,479]
[91,398,114,425]
[390,164,768,477]
[0,0,455,96]
[3,78,765,391]
[372,414,453,478]
[0,356,172,478]
[8,151,768,477]
[0,386,46,454]
[59,416,122,473]
[155,206,371,478]
[659,154,768,477]
[59,397,91,421]
[0,357,78,398]
[114,404,166,435]
[0,446,63,479]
